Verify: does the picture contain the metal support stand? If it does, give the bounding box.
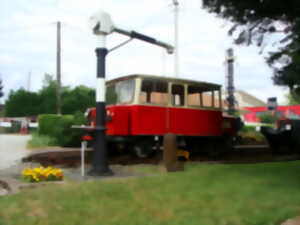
[81,141,87,177]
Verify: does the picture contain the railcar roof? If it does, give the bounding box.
[106,74,221,88]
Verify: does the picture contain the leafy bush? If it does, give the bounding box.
[259,113,278,124]
[239,125,267,144]
[239,131,266,144]
[38,112,87,147]
[240,125,256,132]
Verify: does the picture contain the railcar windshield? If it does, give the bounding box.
[106,79,135,105]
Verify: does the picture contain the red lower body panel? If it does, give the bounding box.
[107,105,223,136]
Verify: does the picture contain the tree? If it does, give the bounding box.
[203,0,300,99]
[5,73,96,117]
[39,74,95,114]
[0,78,3,98]
[38,74,61,114]
[5,89,42,117]
[62,85,95,114]
[286,92,300,105]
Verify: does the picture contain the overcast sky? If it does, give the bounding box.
[0,0,288,104]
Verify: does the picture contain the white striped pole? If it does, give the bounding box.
[88,35,113,176]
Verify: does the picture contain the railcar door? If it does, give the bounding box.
[130,78,169,135]
[169,83,223,136]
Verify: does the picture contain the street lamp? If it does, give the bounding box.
[88,10,174,176]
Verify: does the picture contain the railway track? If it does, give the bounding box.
[23,144,300,167]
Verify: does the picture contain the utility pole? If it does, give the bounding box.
[172,0,179,77]
[225,48,235,115]
[56,21,62,114]
[27,71,31,92]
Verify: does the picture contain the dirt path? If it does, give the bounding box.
[0,134,31,170]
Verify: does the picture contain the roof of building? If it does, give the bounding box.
[235,90,266,107]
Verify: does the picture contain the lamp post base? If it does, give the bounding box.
[87,167,114,177]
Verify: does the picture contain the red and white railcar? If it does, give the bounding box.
[87,74,241,157]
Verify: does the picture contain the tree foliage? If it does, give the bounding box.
[286,91,300,105]
[203,0,300,101]
[38,74,59,114]
[5,74,95,117]
[5,89,42,117]
[0,78,4,98]
[62,85,95,114]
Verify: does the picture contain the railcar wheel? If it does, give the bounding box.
[131,139,155,158]
[223,136,234,153]
[207,138,229,159]
[206,142,220,159]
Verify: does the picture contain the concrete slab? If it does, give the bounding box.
[0,134,31,170]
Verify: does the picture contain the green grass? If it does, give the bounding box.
[1,161,300,225]
[27,132,57,149]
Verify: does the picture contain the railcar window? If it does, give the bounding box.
[172,84,185,106]
[106,79,135,105]
[202,91,213,107]
[187,86,202,107]
[188,85,220,108]
[140,79,168,105]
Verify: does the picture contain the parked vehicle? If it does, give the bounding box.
[260,118,300,154]
[86,74,242,157]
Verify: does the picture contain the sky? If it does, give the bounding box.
[0,0,289,104]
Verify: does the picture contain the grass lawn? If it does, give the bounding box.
[1,161,300,225]
[27,132,57,149]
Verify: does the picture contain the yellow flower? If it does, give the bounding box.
[21,166,64,182]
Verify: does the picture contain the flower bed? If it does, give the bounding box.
[22,167,63,183]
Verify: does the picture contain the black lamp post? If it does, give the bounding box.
[88,46,113,176]
[88,10,174,176]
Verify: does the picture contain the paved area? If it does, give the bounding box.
[0,134,31,170]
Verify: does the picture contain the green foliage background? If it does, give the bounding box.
[5,74,95,117]
[258,113,278,124]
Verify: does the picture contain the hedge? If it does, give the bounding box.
[240,125,256,132]
[38,112,87,147]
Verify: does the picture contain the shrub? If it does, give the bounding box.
[38,112,87,147]
[240,125,256,132]
[239,131,266,144]
[67,111,88,147]
[259,113,278,124]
